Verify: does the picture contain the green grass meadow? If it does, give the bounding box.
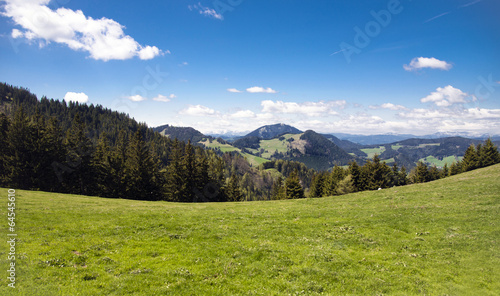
[1,165,499,295]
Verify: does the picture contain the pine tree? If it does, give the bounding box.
[271,176,286,200]
[5,106,35,189]
[124,130,163,201]
[462,144,479,172]
[450,161,462,176]
[226,173,243,201]
[107,130,128,198]
[309,173,326,198]
[399,166,408,186]
[428,165,441,181]
[410,161,429,183]
[63,113,93,195]
[336,175,355,195]
[285,170,305,199]
[165,139,187,202]
[441,163,449,178]
[0,113,11,186]
[348,161,362,192]
[91,132,113,197]
[479,138,500,167]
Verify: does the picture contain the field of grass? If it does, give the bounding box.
[361,146,386,158]
[420,155,461,168]
[199,139,268,166]
[1,164,499,295]
[249,133,302,159]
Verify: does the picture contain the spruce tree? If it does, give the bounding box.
[462,144,479,172]
[64,113,93,195]
[285,170,305,199]
[309,173,326,198]
[226,173,243,202]
[348,161,362,192]
[5,106,35,189]
[479,138,500,167]
[165,139,187,202]
[124,130,162,201]
[0,113,11,186]
[271,176,286,200]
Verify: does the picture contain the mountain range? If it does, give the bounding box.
[154,123,500,171]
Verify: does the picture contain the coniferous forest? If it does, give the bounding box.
[1,82,499,202]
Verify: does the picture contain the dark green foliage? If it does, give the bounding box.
[123,131,163,201]
[285,170,305,199]
[478,138,500,167]
[226,173,243,201]
[462,144,479,172]
[309,173,327,198]
[232,136,261,149]
[271,176,286,200]
[153,124,205,143]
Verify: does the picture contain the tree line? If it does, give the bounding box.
[309,139,500,198]
[1,83,498,202]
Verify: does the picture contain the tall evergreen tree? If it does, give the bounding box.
[309,173,326,198]
[5,106,35,189]
[165,139,187,202]
[285,169,305,199]
[124,130,163,201]
[462,144,479,172]
[64,113,93,195]
[0,113,11,186]
[226,173,243,202]
[271,176,286,200]
[410,161,429,183]
[479,138,500,167]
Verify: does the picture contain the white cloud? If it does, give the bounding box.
[370,103,408,110]
[404,57,452,71]
[3,0,164,61]
[188,2,223,20]
[247,86,278,94]
[230,110,255,118]
[261,100,346,116]
[152,94,174,102]
[420,85,469,107]
[179,105,217,116]
[11,28,23,38]
[128,95,146,102]
[138,46,162,60]
[64,92,88,103]
[227,88,243,93]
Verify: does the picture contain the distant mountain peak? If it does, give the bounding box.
[246,123,302,140]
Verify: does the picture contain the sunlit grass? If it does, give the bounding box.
[1,164,499,295]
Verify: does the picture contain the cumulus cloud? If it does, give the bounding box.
[230,110,256,118]
[188,2,223,20]
[3,0,165,61]
[261,100,346,116]
[153,94,175,102]
[247,86,278,94]
[179,105,217,116]
[370,103,408,110]
[127,95,147,102]
[404,57,452,71]
[420,85,469,107]
[227,88,243,93]
[64,91,88,103]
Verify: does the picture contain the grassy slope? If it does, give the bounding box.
[1,165,499,295]
[198,139,268,166]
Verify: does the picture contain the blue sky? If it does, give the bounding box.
[1,0,499,136]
